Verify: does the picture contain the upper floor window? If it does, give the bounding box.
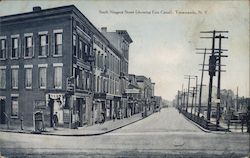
[54,33,62,56]
[0,39,6,59]
[25,68,32,89]
[54,66,62,89]
[39,34,48,57]
[11,38,19,59]
[79,40,83,59]
[11,68,18,89]
[39,66,47,89]
[0,68,6,89]
[24,36,33,58]
[73,34,77,57]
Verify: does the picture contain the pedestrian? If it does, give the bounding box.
[113,113,116,122]
[53,112,58,130]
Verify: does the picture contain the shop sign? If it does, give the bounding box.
[125,88,140,94]
[34,100,46,110]
[63,109,70,123]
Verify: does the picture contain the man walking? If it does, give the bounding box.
[53,112,58,130]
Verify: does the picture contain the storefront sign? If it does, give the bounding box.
[63,109,70,123]
[34,100,46,109]
[125,88,140,94]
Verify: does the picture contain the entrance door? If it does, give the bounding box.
[76,98,83,127]
[0,99,6,124]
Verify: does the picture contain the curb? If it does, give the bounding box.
[42,117,144,136]
[180,113,229,134]
[0,116,145,137]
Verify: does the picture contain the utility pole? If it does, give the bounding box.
[236,87,239,111]
[184,75,195,112]
[190,87,196,115]
[177,90,180,109]
[194,76,198,115]
[183,89,186,111]
[216,34,228,128]
[200,30,228,122]
[196,48,207,117]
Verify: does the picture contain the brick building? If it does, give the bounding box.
[0,5,133,128]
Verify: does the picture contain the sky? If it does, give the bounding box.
[0,0,249,101]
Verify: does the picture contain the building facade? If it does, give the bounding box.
[0,5,134,128]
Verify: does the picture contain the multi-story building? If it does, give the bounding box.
[127,74,141,116]
[0,5,133,129]
[135,75,155,116]
[101,28,133,119]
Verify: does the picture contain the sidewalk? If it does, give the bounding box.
[0,113,143,136]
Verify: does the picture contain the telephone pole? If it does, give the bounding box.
[215,34,228,127]
[196,48,207,117]
[190,87,196,115]
[200,30,228,122]
[184,75,195,112]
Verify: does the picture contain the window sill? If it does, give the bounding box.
[53,55,62,57]
[10,57,19,60]
[38,56,47,58]
[0,58,6,61]
[24,56,33,59]
[25,87,32,90]
[10,116,18,119]
[39,87,46,90]
[12,87,18,90]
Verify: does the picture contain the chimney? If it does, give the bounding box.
[33,6,42,12]
[101,27,107,32]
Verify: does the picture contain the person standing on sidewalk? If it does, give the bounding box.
[53,112,58,130]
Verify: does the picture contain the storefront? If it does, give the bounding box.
[46,93,66,127]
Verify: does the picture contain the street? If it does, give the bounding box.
[0,107,249,157]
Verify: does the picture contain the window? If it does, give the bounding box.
[84,44,88,55]
[79,40,83,59]
[39,67,46,88]
[54,67,62,88]
[73,34,77,56]
[11,69,18,89]
[82,71,86,89]
[24,36,33,57]
[11,38,19,58]
[0,68,6,89]
[54,33,62,55]
[39,35,48,57]
[0,39,6,59]
[11,97,18,117]
[25,68,32,88]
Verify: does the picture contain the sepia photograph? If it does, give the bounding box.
[0,0,249,157]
